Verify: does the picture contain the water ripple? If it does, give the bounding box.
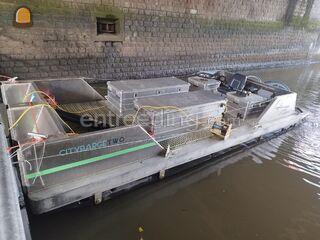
[272,67,320,192]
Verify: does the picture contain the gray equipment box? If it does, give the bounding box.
[226,92,269,119]
[106,77,190,116]
[107,77,190,100]
[134,91,227,140]
[188,76,221,91]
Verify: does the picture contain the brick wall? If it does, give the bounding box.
[0,0,319,80]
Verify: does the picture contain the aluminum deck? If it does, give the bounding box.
[0,77,307,215]
[26,109,306,214]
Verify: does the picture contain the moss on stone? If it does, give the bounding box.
[199,18,284,32]
[307,19,320,32]
[291,16,320,32]
[17,0,74,15]
[0,0,74,16]
[0,1,18,12]
[1,0,317,33]
[0,0,123,19]
[93,5,125,38]
[93,5,124,19]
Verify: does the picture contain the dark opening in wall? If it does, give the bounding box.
[97,17,117,34]
[95,15,124,42]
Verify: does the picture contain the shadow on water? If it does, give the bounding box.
[30,64,320,240]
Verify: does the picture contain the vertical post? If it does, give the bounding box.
[243,102,249,121]
[303,0,315,21]
[94,192,102,205]
[284,0,300,26]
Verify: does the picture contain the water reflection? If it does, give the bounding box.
[251,65,320,194]
[247,134,288,163]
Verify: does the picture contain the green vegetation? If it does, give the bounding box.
[0,0,123,19]
[200,18,284,32]
[0,0,318,33]
[0,0,75,15]
[93,5,124,20]
[291,16,320,32]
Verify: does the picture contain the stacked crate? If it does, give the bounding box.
[188,76,221,91]
[134,91,227,140]
[106,77,190,117]
[226,92,269,119]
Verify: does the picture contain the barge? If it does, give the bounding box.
[0,71,308,214]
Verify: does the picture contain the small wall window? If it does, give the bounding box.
[95,15,124,42]
[97,18,117,34]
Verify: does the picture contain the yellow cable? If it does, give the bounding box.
[9,103,76,134]
[132,105,203,126]
[24,91,192,121]
[23,90,108,114]
[9,104,48,131]
[23,91,211,130]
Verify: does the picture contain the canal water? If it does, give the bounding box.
[30,64,320,240]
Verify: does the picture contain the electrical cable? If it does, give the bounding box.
[31,143,45,185]
[10,124,219,164]
[23,90,108,114]
[6,138,38,153]
[29,102,40,133]
[0,74,12,79]
[132,105,202,126]
[32,140,46,185]
[8,104,48,130]
[8,103,76,134]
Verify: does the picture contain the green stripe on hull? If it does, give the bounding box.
[26,142,157,180]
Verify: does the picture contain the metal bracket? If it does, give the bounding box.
[94,192,102,205]
[165,145,171,158]
[159,169,166,179]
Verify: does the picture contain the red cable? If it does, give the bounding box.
[0,74,12,79]
[6,139,36,152]
[6,138,45,153]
